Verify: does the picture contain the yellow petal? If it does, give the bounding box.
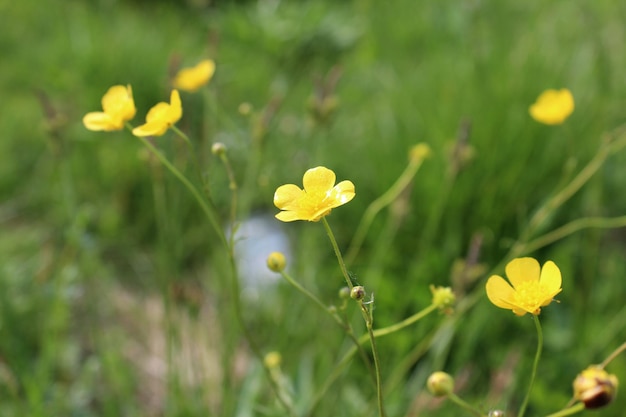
[486,275,516,309]
[505,257,540,289]
[132,121,169,137]
[173,60,216,92]
[275,210,302,222]
[101,85,136,122]
[302,166,336,194]
[169,89,182,123]
[83,112,123,131]
[529,89,574,125]
[274,184,304,210]
[145,102,172,123]
[329,180,356,206]
[539,261,562,297]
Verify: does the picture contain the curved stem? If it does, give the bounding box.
[518,315,543,417]
[446,392,486,417]
[135,136,227,248]
[545,402,585,417]
[321,217,386,417]
[600,341,626,369]
[345,156,425,264]
[322,217,354,290]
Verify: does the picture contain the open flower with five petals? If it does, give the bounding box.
[486,257,562,316]
[83,85,136,131]
[274,166,355,222]
[529,88,574,125]
[132,90,182,137]
[173,59,216,93]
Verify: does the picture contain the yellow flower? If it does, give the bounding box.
[486,257,562,316]
[172,59,216,93]
[573,366,619,409]
[274,166,355,222]
[132,90,183,137]
[83,85,136,131]
[529,88,575,125]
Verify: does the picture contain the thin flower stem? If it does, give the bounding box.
[322,217,354,290]
[280,268,376,374]
[544,402,585,417]
[135,133,296,417]
[523,216,626,255]
[446,392,486,417]
[308,303,439,416]
[135,136,227,248]
[600,341,626,368]
[518,315,543,417]
[345,156,425,264]
[321,217,386,417]
[217,151,239,242]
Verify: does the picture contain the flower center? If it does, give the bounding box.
[511,281,551,313]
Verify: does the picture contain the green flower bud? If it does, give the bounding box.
[350,286,366,301]
[430,285,456,310]
[427,371,454,397]
[573,365,619,409]
[338,287,351,299]
[266,252,286,273]
[211,142,227,156]
[409,143,432,162]
[263,351,281,369]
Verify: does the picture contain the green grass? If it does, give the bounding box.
[2,0,626,416]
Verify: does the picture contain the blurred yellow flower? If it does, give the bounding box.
[274,166,355,222]
[173,59,216,93]
[132,90,182,137]
[83,85,136,131]
[529,88,574,125]
[486,257,562,316]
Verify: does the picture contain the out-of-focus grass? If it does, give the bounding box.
[2,0,626,415]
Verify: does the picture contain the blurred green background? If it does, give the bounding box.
[2,0,626,416]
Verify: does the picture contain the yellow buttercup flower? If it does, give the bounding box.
[132,90,183,137]
[529,88,574,125]
[173,59,216,93]
[83,85,136,131]
[274,166,355,222]
[486,257,562,316]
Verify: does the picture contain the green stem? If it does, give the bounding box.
[322,217,386,417]
[523,216,626,254]
[600,341,626,369]
[322,217,354,290]
[135,136,227,248]
[518,315,543,417]
[446,392,486,417]
[544,402,585,417]
[345,156,425,264]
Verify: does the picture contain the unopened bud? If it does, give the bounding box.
[430,285,456,310]
[488,410,505,417]
[211,142,227,156]
[427,371,454,397]
[573,366,618,409]
[266,252,286,273]
[264,351,281,369]
[238,102,252,116]
[338,287,351,299]
[409,143,432,162]
[350,286,366,301]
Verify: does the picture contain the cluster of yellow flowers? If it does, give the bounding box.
[83,59,215,135]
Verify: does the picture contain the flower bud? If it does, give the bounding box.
[338,286,351,299]
[573,366,618,409]
[264,351,281,369]
[427,371,454,397]
[211,142,227,156]
[238,102,252,116]
[488,410,505,417]
[409,143,432,162]
[350,286,366,301]
[266,252,286,273]
[430,285,456,310]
